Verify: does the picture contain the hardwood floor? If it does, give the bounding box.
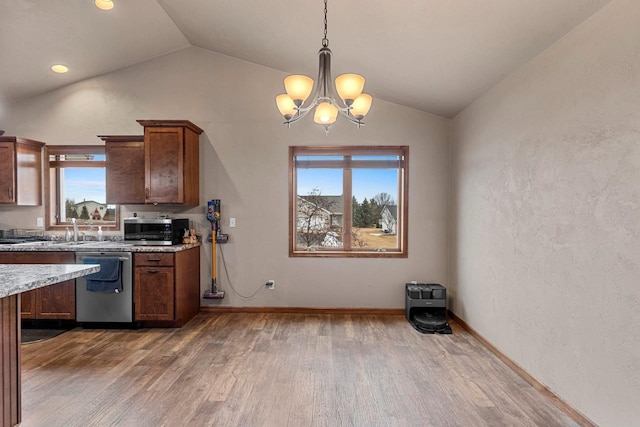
[20,313,579,427]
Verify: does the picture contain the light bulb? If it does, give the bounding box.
[314,102,338,124]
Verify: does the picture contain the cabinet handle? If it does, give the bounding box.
[147,258,161,262]
[145,269,159,273]
[8,187,13,200]
[145,187,149,200]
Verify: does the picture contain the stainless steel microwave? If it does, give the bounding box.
[123,218,189,245]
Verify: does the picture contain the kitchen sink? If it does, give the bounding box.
[10,241,93,247]
[10,241,59,247]
[80,241,134,247]
[56,241,93,246]
[52,241,133,247]
[3,240,134,248]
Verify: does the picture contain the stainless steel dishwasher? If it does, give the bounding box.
[75,251,133,323]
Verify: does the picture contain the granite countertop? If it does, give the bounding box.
[0,241,201,253]
[0,264,100,298]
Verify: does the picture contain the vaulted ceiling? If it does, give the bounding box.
[0,0,613,118]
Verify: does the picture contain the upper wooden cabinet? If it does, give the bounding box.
[0,136,44,206]
[102,135,146,204]
[138,120,203,206]
[104,121,202,206]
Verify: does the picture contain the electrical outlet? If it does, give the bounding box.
[36,217,44,227]
[229,217,236,228]
[266,280,275,290]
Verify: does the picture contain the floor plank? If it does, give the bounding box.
[20,313,579,427]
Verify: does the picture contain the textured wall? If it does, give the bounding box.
[450,0,640,425]
[1,46,450,309]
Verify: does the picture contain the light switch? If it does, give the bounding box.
[229,218,236,228]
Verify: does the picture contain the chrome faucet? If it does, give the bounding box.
[71,218,79,242]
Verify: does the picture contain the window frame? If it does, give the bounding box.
[289,145,409,258]
[45,145,120,231]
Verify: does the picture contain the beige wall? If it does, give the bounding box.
[450,0,640,425]
[2,46,451,309]
[3,2,638,424]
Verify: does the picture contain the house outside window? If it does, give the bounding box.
[380,204,398,235]
[290,146,408,258]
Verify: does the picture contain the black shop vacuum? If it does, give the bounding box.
[405,283,452,334]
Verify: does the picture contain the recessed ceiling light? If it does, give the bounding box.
[94,0,114,11]
[51,64,69,74]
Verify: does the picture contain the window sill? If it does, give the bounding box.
[290,250,407,258]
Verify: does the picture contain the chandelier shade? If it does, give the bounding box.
[276,94,298,120]
[335,74,365,105]
[275,0,372,133]
[284,75,314,105]
[350,94,373,120]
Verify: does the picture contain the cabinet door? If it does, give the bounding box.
[20,290,36,318]
[36,280,75,320]
[15,141,42,206]
[134,266,174,321]
[106,140,145,204]
[0,142,16,204]
[144,127,184,204]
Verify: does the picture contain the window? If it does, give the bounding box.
[289,146,408,257]
[46,145,119,230]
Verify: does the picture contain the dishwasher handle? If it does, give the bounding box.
[77,256,131,262]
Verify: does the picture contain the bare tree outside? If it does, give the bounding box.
[351,228,367,247]
[296,188,340,249]
[372,192,394,222]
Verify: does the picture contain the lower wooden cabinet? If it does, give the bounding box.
[0,252,76,320]
[20,283,76,320]
[134,262,175,321]
[134,247,200,326]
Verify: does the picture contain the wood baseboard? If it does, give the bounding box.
[447,310,596,427]
[199,306,404,315]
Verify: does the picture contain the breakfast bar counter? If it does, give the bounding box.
[0,264,100,298]
[0,263,99,427]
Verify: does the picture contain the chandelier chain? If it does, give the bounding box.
[322,0,328,47]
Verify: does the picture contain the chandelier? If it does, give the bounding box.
[275,0,373,133]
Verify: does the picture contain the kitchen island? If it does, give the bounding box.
[0,264,99,427]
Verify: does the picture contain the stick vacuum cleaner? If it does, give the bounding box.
[204,199,225,299]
